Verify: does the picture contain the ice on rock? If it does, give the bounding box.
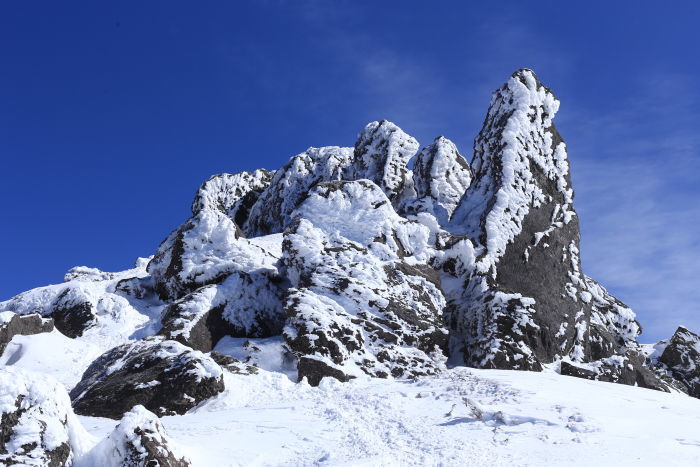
[147,206,281,301]
[343,120,419,207]
[244,120,420,237]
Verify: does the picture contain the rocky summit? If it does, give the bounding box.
[1,69,699,465]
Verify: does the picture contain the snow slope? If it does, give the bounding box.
[74,367,700,466]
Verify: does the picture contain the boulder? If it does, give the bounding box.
[658,326,700,398]
[80,405,190,467]
[70,337,224,419]
[0,367,84,466]
[0,312,54,355]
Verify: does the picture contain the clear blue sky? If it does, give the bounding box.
[1,1,698,342]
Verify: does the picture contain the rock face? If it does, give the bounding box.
[70,337,224,419]
[244,120,421,237]
[81,405,190,467]
[0,312,54,355]
[444,69,653,386]
[0,367,80,466]
[658,326,700,397]
[402,136,472,224]
[282,180,448,385]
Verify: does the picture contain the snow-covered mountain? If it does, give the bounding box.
[1,69,699,466]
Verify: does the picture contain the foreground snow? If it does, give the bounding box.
[3,320,699,465]
[74,367,699,466]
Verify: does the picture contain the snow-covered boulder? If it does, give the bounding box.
[0,367,88,466]
[343,120,419,207]
[147,208,280,301]
[402,136,472,224]
[191,169,274,229]
[70,337,224,419]
[658,326,700,398]
[282,180,448,385]
[243,146,353,237]
[0,312,53,355]
[80,405,190,467]
[443,69,652,383]
[158,270,285,352]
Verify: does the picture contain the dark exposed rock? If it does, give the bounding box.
[70,337,224,419]
[658,326,700,398]
[282,180,448,385]
[561,355,670,392]
[0,367,77,466]
[83,405,191,467]
[0,313,54,355]
[51,287,96,338]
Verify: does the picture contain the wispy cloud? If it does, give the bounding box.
[565,72,700,342]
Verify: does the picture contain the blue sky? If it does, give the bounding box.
[1,1,698,342]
